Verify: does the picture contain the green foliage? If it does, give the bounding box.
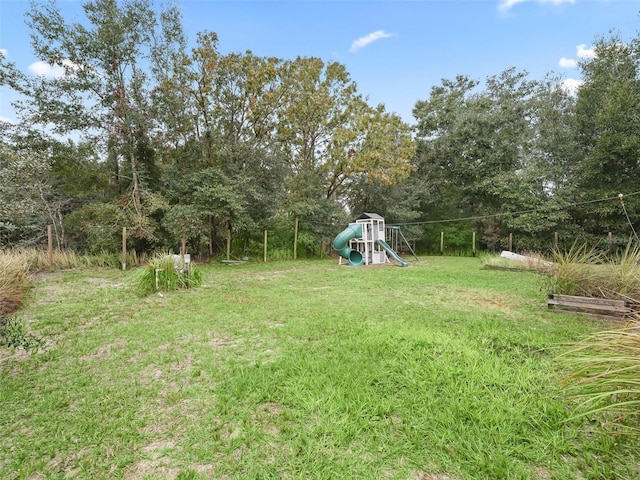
[544,243,604,297]
[131,253,202,296]
[64,202,128,254]
[0,140,54,247]
[544,241,640,300]
[3,0,640,261]
[0,315,44,351]
[560,321,640,433]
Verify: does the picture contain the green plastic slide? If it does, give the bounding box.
[332,224,364,266]
[376,239,408,267]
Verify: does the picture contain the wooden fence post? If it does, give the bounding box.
[264,230,268,262]
[226,229,231,261]
[608,232,613,257]
[122,227,127,270]
[181,236,186,269]
[553,232,558,251]
[472,231,476,257]
[293,217,299,260]
[440,231,444,256]
[509,233,513,252]
[47,225,53,265]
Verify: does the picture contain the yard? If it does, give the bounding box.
[1,257,638,479]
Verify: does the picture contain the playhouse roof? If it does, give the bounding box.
[356,212,384,220]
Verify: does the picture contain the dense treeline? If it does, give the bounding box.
[1,0,639,257]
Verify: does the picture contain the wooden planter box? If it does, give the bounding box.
[547,294,638,321]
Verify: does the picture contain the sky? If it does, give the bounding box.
[1,0,640,125]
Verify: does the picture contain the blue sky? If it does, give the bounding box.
[1,0,639,125]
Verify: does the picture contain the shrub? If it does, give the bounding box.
[131,253,202,296]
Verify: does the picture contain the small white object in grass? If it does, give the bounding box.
[500,250,552,266]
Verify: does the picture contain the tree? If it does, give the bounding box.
[0,127,58,246]
[277,57,415,219]
[573,34,640,237]
[413,69,584,250]
[2,0,184,249]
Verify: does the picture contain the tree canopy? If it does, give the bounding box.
[1,0,639,256]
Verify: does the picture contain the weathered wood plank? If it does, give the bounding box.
[547,294,634,320]
[550,294,628,307]
[547,299,630,313]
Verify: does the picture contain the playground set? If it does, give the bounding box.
[332,213,416,267]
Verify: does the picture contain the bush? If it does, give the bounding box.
[131,253,202,296]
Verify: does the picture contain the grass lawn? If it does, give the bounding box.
[1,256,639,479]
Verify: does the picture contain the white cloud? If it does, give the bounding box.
[558,57,577,69]
[576,43,596,59]
[499,0,575,11]
[28,59,80,79]
[560,78,583,96]
[350,30,393,53]
[557,44,596,70]
[29,61,66,78]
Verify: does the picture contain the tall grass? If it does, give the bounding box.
[560,320,640,433]
[0,253,30,316]
[544,241,640,301]
[0,248,147,316]
[549,242,640,434]
[131,252,202,296]
[81,250,146,269]
[6,247,83,272]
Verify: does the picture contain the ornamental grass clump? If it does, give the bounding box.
[132,253,202,296]
[543,243,604,297]
[0,253,30,316]
[601,241,640,299]
[560,320,640,433]
[544,241,640,299]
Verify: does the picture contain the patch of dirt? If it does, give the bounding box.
[409,473,457,480]
[533,466,551,479]
[454,288,517,313]
[84,277,123,288]
[208,333,243,349]
[79,340,126,361]
[123,457,179,480]
[193,464,217,476]
[249,271,286,281]
[252,402,283,435]
[477,298,514,312]
[141,439,175,456]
